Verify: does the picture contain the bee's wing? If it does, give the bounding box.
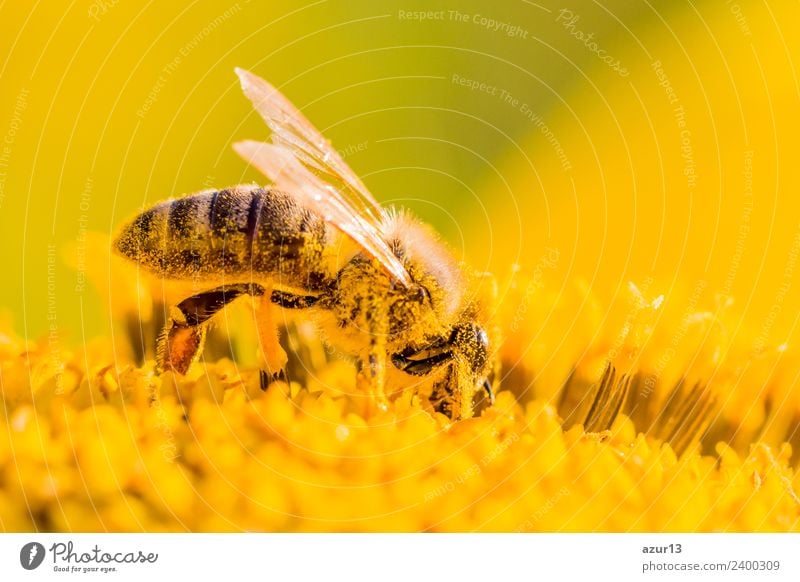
[234,68,412,287]
[235,139,413,287]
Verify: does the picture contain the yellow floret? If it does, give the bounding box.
[1,276,799,532]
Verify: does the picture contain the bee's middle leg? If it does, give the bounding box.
[254,286,288,389]
[258,288,321,390]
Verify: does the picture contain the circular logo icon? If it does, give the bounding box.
[19,542,46,570]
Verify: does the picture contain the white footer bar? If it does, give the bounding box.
[1,533,798,581]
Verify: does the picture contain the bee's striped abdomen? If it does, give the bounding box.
[115,185,334,291]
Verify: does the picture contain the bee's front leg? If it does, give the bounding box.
[357,323,389,414]
[370,338,388,407]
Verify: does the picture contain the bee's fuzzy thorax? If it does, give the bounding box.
[381,208,465,320]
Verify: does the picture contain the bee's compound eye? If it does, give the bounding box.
[476,327,489,350]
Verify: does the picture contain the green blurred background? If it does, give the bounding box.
[2,0,800,355]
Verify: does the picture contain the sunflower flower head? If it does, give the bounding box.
[1,259,798,532]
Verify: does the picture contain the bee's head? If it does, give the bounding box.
[374,211,497,419]
[391,315,498,421]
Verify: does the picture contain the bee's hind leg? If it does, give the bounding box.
[156,315,208,376]
[156,284,260,375]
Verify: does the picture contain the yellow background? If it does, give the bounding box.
[1,0,799,360]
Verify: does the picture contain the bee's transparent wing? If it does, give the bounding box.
[234,139,412,287]
[234,68,412,287]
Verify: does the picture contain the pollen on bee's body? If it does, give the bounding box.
[114,204,168,264]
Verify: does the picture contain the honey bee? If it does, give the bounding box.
[114,68,497,420]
